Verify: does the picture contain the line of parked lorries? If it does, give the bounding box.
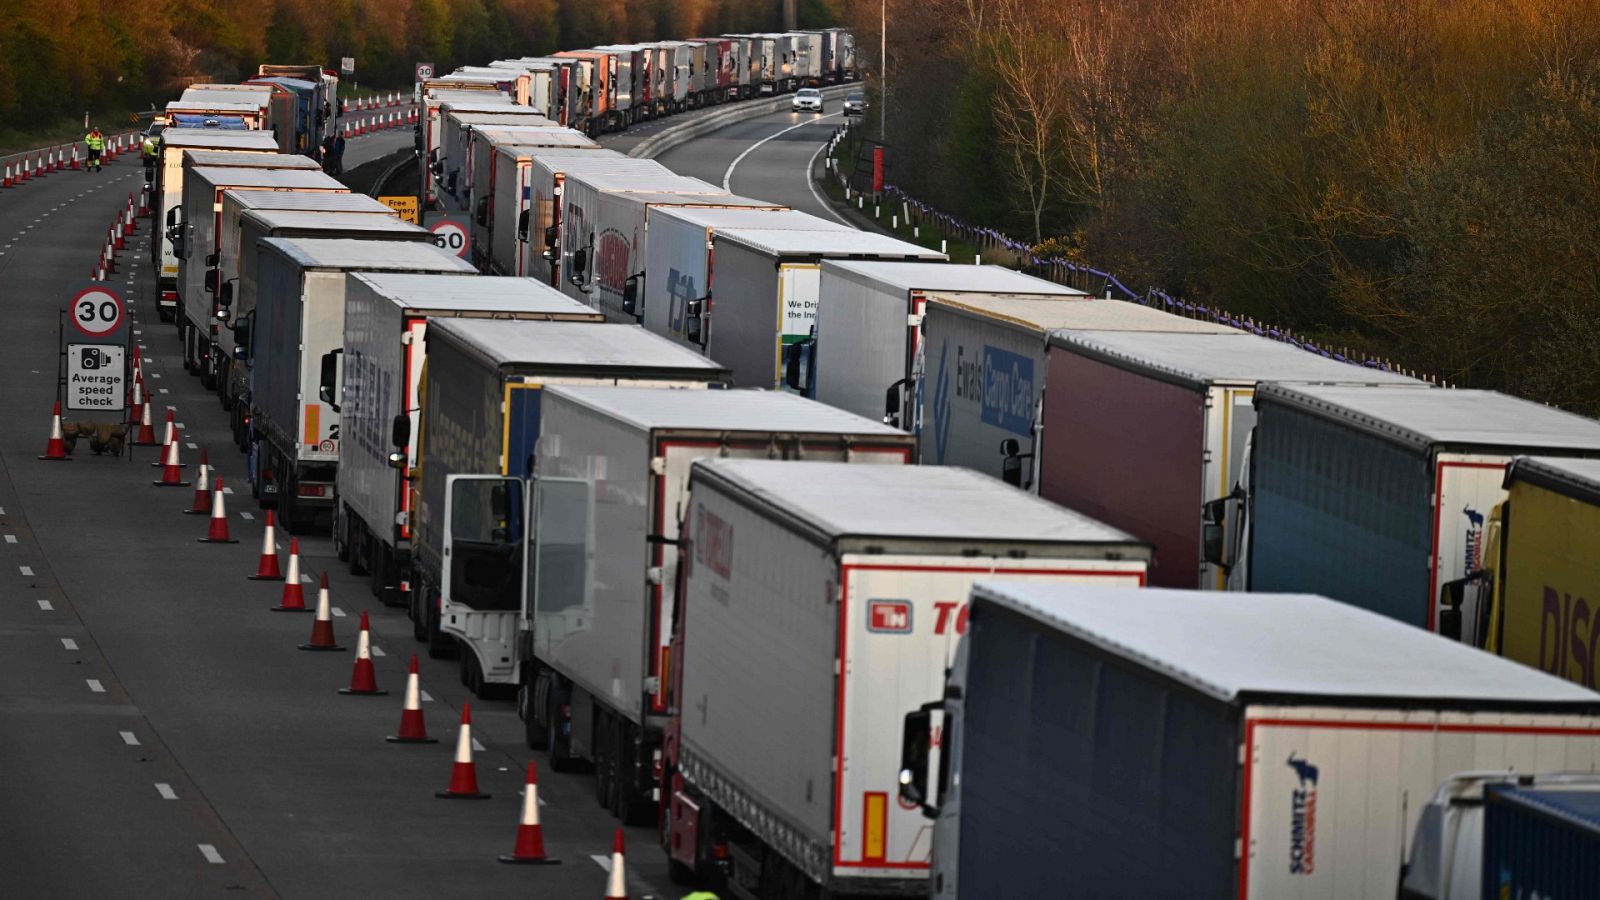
[140,34,1598,899]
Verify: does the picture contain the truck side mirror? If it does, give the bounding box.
[391,413,411,450]
[171,234,187,260]
[318,349,342,411]
[430,158,444,178]
[784,342,804,390]
[1438,579,1466,642]
[568,247,589,289]
[543,224,558,249]
[204,268,219,293]
[218,281,233,306]
[883,377,909,427]
[685,297,706,346]
[999,437,1031,489]
[165,208,179,228]
[1202,496,1230,569]
[898,704,941,818]
[475,196,489,227]
[517,210,531,242]
[621,274,641,318]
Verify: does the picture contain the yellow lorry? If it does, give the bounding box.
[1448,456,1600,689]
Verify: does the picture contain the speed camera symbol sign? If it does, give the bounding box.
[70,285,126,339]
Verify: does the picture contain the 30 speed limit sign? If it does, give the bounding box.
[69,285,126,339]
[430,217,470,259]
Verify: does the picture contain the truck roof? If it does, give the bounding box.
[239,210,427,235]
[612,192,776,209]
[258,238,477,274]
[439,101,523,114]
[972,582,1600,707]
[1506,455,1600,507]
[693,460,1148,549]
[181,151,318,170]
[349,273,601,317]
[429,320,726,373]
[930,294,1238,335]
[1050,331,1421,390]
[545,385,908,436]
[187,167,346,190]
[716,228,946,260]
[452,115,559,129]
[223,191,397,214]
[161,129,280,151]
[527,155,666,175]
[570,173,726,194]
[478,130,594,149]
[1487,785,1600,834]
[823,260,1083,296]
[502,147,624,164]
[653,207,842,231]
[1256,384,1600,454]
[169,99,259,114]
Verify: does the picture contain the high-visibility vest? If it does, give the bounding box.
[86,132,104,150]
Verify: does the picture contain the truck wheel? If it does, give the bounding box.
[593,715,613,809]
[460,649,484,695]
[520,682,549,750]
[426,610,456,659]
[333,508,351,562]
[546,685,581,773]
[410,586,428,642]
[349,519,369,575]
[368,539,386,598]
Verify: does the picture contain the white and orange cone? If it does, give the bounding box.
[152,429,191,487]
[338,611,387,695]
[435,703,491,799]
[131,396,157,445]
[499,761,561,864]
[247,511,283,580]
[38,401,70,461]
[198,477,238,544]
[183,451,212,514]
[387,654,437,743]
[271,539,309,612]
[298,573,343,647]
[603,828,629,898]
[151,408,176,465]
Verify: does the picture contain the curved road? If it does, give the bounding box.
[653,107,852,224]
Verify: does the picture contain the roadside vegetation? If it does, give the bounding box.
[846,0,1600,413]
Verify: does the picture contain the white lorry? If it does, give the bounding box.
[918,293,1236,480]
[152,128,280,322]
[333,274,603,608]
[248,239,476,532]
[899,582,1600,899]
[812,261,1082,426]
[479,387,917,826]
[672,228,945,391]
[664,461,1152,895]
[483,146,625,277]
[520,154,668,285]
[176,163,347,387]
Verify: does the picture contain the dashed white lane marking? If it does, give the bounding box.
[222,487,234,495]
[370,645,385,657]
[591,855,612,872]
[300,574,312,584]
[472,737,486,752]
[19,565,33,576]
[37,600,52,611]
[239,512,254,521]
[149,372,162,378]
[4,534,16,543]
[86,679,105,693]
[420,690,434,702]
[198,844,224,864]
[331,607,346,618]
[61,638,77,650]
[186,442,197,450]
[120,731,140,746]
[175,421,185,429]
[158,388,169,394]
[155,783,178,800]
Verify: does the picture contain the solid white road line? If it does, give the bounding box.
[198,844,224,864]
[722,111,842,191]
[155,783,178,800]
[806,141,855,226]
[61,638,77,650]
[86,679,105,693]
[120,731,139,746]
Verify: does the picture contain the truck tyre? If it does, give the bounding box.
[545,679,581,773]
[333,507,351,562]
[594,712,613,809]
[520,681,549,750]
[426,604,457,659]
[349,518,369,575]
[410,583,428,642]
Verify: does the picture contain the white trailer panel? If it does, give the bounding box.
[153,129,280,301]
[525,155,668,285]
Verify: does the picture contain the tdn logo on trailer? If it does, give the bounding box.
[1286,754,1319,875]
[867,600,913,634]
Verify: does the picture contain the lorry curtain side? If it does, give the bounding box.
[1498,470,1600,688]
[1039,350,1207,588]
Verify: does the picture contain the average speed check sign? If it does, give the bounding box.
[70,284,126,340]
[430,216,469,259]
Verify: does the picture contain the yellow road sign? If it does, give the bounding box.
[378,195,420,224]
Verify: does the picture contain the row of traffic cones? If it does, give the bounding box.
[2,134,137,188]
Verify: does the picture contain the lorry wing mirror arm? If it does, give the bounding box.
[318,348,342,412]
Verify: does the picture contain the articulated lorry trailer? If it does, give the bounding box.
[1242,385,1600,644]
[176,162,346,388]
[812,261,1082,427]
[485,388,916,824]
[665,461,1150,897]
[917,294,1236,478]
[151,129,280,322]
[334,274,603,609]
[248,239,475,532]
[1037,330,1417,589]
[519,154,667,285]
[482,147,626,277]
[898,582,1600,899]
[412,323,727,661]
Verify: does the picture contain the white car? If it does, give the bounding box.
[792,88,823,113]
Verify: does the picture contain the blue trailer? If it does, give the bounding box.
[1482,784,1600,899]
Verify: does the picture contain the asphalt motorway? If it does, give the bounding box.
[0,138,673,897]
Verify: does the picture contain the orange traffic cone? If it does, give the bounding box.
[183,451,212,514]
[298,573,344,649]
[38,402,70,461]
[151,408,176,465]
[435,703,491,799]
[152,429,191,487]
[386,655,437,743]
[247,511,283,579]
[271,539,309,612]
[338,611,387,696]
[131,396,157,445]
[603,828,628,899]
[499,761,560,864]
[198,478,238,544]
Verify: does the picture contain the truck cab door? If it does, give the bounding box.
[441,475,525,616]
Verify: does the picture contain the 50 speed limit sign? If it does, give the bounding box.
[69,285,126,340]
[429,216,470,259]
